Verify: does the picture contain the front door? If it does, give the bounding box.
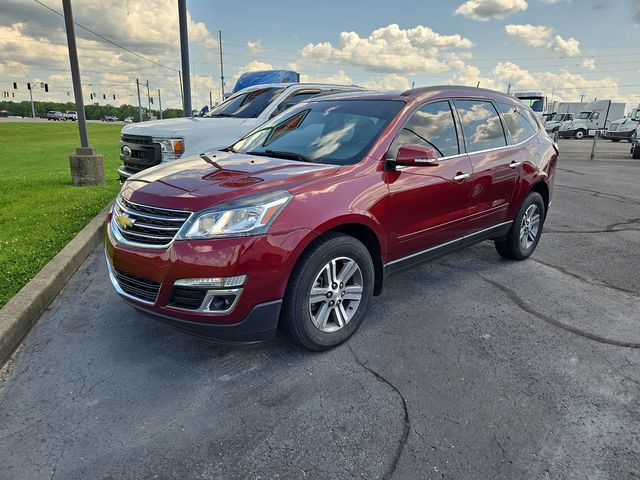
[386,100,475,263]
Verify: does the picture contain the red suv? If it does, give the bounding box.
[105,86,557,350]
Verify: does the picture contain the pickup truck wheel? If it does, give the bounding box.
[633,146,640,159]
[281,233,374,351]
[495,192,545,261]
[611,138,620,143]
[575,129,586,139]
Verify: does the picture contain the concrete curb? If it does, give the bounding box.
[0,202,112,366]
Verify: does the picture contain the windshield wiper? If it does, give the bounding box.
[246,150,314,163]
[207,113,235,118]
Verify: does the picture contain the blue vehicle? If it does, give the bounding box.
[232,70,300,94]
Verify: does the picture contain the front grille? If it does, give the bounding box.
[170,286,208,310]
[120,134,161,170]
[121,134,153,145]
[112,197,191,247]
[114,269,161,303]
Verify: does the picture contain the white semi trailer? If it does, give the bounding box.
[558,100,625,139]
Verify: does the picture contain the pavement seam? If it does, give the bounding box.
[347,343,410,480]
[0,202,112,367]
[479,275,640,349]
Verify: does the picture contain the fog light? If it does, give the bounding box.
[208,294,237,311]
[174,275,246,288]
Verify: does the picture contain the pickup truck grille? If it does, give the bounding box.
[112,197,192,248]
[120,134,162,172]
[113,269,161,304]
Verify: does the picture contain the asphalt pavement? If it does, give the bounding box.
[1,139,638,479]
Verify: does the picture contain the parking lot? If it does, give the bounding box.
[0,138,638,479]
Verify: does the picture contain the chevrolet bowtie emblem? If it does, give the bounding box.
[116,213,135,230]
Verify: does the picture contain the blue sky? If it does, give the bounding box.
[1,0,639,109]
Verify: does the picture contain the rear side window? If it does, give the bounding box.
[495,103,538,144]
[455,100,507,153]
[388,101,459,159]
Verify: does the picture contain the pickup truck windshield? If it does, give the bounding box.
[205,87,285,119]
[231,100,404,165]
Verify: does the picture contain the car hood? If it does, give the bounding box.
[121,151,339,211]
[121,116,253,138]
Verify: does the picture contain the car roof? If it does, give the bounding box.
[307,85,522,106]
[235,82,364,93]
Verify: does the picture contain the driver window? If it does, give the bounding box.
[271,91,321,117]
[387,101,459,160]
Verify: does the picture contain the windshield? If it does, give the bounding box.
[552,114,565,121]
[578,112,590,120]
[517,97,544,112]
[230,100,404,165]
[205,87,285,119]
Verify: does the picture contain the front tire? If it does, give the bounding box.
[633,146,640,159]
[575,129,586,139]
[281,233,374,351]
[495,192,545,260]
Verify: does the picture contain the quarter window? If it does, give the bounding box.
[388,101,459,159]
[495,103,538,144]
[455,100,507,153]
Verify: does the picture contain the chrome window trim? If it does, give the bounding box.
[385,221,513,267]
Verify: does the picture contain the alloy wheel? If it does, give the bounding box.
[519,204,541,250]
[308,256,363,333]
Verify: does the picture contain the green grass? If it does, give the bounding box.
[0,122,122,308]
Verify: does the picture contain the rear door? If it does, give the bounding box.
[453,99,520,232]
[387,100,475,262]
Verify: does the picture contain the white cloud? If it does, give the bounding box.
[505,24,553,46]
[582,58,596,70]
[300,24,473,73]
[361,74,411,91]
[455,0,528,21]
[0,0,218,108]
[539,0,569,4]
[547,34,580,56]
[247,40,263,53]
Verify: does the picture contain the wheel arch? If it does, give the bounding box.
[529,180,550,213]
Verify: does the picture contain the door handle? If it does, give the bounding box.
[453,172,470,182]
[509,161,522,169]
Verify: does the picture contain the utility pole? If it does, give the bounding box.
[158,88,163,119]
[62,0,104,186]
[178,0,192,117]
[136,78,143,122]
[580,93,585,103]
[219,30,225,99]
[178,71,184,108]
[28,84,35,119]
[209,91,213,109]
[146,80,151,117]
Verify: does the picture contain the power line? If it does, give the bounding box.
[32,0,180,73]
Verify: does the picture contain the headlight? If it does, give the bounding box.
[178,191,292,239]
[152,137,184,162]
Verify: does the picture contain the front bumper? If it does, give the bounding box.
[105,213,312,343]
[601,130,634,140]
[559,129,579,138]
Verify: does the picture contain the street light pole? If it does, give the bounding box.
[178,0,192,117]
[61,0,104,186]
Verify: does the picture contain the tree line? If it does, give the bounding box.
[0,100,185,121]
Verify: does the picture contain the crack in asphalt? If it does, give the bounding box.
[347,343,410,480]
[480,275,640,349]
[555,184,639,205]
[530,257,639,299]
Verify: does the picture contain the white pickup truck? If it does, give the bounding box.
[117,83,361,180]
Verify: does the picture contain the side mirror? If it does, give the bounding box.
[396,144,439,167]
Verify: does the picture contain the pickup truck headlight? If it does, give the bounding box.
[178,191,291,239]
[152,137,184,162]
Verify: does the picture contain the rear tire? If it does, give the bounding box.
[633,146,640,159]
[281,233,374,351]
[495,192,545,260]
